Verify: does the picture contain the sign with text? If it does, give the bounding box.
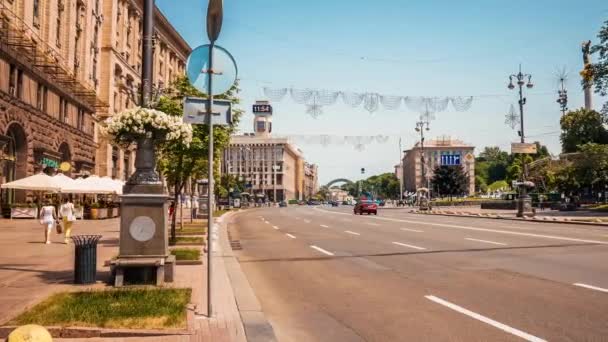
[252,104,272,114]
[511,143,537,154]
[183,97,232,125]
[440,154,461,166]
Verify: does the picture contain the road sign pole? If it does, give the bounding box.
[207,41,215,318]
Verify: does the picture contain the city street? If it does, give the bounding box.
[230,206,608,342]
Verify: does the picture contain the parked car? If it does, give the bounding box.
[354,201,378,215]
[330,201,339,207]
[307,200,321,206]
[298,200,306,205]
[279,201,288,207]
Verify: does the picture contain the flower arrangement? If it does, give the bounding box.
[100,107,193,148]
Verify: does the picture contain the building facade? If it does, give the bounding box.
[402,136,475,195]
[303,162,318,200]
[0,0,105,202]
[222,101,318,202]
[95,0,189,180]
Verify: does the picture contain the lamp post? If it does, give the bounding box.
[507,65,534,217]
[415,119,430,190]
[556,76,568,116]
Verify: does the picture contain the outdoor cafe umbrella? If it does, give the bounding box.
[1,173,62,192]
[72,176,115,194]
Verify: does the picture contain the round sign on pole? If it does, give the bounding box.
[186,44,238,96]
[207,0,223,42]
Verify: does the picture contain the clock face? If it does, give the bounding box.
[129,216,156,242]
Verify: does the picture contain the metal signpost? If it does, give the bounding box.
[185,0,237,318]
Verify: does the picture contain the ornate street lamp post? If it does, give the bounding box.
[415,118,430,190]
[507,65,534,217]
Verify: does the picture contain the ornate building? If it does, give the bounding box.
[0,0,104,201]
[303,162,318,200]
[95,0,189,180]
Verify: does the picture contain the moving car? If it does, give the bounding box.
[354,201,378,215]
[330,201,339,207]
[279,201,288,207]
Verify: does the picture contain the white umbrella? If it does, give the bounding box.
[72,175,115,194]
[99,176,124,195]
[1,173,62,192]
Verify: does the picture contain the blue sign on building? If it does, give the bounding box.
[441,154,461,166]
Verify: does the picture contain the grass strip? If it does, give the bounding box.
[170,236,205,245]
[170,248,201,261]
[9,288,191,329]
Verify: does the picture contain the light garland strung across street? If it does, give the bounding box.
[281,134,391,151]
[262,87,474,118]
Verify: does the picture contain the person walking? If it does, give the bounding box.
[191,194,199,221]
[39,200,57,244]
[59,198,76,244]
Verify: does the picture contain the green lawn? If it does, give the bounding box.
[170,248,201,261]
[170,236,205,246]
[176,227,206,236]
[9,288,191,329]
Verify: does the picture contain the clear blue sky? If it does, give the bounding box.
[157,0,608,184]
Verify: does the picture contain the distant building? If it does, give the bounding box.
[402,136,475,195]
[222,101,317,201]
[329,188,352,203]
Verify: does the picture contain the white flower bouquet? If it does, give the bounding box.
[100,107,193,148]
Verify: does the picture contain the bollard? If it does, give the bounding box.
[8,325,52,342]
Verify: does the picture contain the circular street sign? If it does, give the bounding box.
[187,44,238,96]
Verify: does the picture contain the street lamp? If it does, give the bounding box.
[415,119,430,191]
[507,65,534,217]
[556,76,568,116]
[272,164,280,203]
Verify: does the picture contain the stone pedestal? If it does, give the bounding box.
[516,196,534,217]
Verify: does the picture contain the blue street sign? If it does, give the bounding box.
[186,44,237,96]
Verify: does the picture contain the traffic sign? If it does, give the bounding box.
[511,142,537,154]
[206,0,223,42]
[183,97,232,125]
[186,44,238,96]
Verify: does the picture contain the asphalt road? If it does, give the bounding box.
[229,206,608,342]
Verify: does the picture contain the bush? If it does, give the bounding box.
[480,201,517,210]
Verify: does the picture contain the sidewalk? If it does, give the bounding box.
[0,212,251,342]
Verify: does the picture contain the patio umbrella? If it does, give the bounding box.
[71,176,115,194]
[1,173,62,192]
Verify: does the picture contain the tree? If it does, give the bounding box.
[476,146,511,184]
[587,19,608,114]
[560,108,608,153]
[431,165,468,200]
[554,143,608,197]
[156,76,243,242]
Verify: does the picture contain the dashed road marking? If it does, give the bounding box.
[392,242,426,250]
[272,226,279,230]
[320,224,330,228]
[304,219,312,223]
[310,245,334,256]
[465,238,507,246]
[425,295,546,342]
[401,228,423,233]
[344,230,360,236]
[366,223,380,226]
[573,283,608,293]
[286,233,296,239]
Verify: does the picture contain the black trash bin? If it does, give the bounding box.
[71,235,102,284]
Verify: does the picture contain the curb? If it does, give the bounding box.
[219,210,278,342]
[414,211,608,227]
[0,326,192,339]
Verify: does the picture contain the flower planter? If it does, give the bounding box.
[74,207,84,220]
[89,208,99,220]
[112,207,119,217]
[97,208,108,219]
[11,207,37,219]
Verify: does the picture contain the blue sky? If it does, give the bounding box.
[157,0,608,184]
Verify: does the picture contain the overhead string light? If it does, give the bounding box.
[263,87,474,118]
[505,104,520,130]
[283,134,391,151]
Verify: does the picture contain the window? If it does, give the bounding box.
[16,69,23,99]
[36,83,46,110]
[77,109,85,131]
[59,98,68,123]
[56,0,64,47]
[256,121,265,132]
[8,64,16,96]
[33,0,40,27]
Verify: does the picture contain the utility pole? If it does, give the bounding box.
[399,138,404,202]
[582,41,593,110]
[508,64,534,218]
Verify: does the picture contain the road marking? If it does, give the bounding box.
[401,228,423,233]
[320,224,330,228]
[286,233,296,239]
[392,242,426,250]
[573,283,608,293]
[344,230,360,236]
[304,219,311,223]
[465,238,507,246]
[366,222,380,226]
[314,208,608,245]
[295,217,301,220]
[310,245,334,256]
[272,226,279,230]
[425,295,546,342]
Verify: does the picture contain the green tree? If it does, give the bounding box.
[156,76,243,242]
[587,19,608,114]
[431,165,468,200]
[560,108,608,153]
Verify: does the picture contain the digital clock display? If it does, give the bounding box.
[252,104,272,114]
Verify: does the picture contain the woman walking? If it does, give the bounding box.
[60,198,76,244]
[39,200,57,244]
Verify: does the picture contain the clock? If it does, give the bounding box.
[129,216,156,242]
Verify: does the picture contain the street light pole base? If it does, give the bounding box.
[516,197,534,217]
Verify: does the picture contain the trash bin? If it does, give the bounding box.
[71,235,102,284]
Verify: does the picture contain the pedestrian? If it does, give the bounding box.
[39,200,57,244]
[169,201,175,220]
[59,198,76,244]
[191,194,199,220]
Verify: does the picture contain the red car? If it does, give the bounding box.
[354,201,377,215]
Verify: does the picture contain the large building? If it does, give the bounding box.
[95,0,190,180]
[221,101,318,202]
[303,162,318,200]
[401,136,475,195]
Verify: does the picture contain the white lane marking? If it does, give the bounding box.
[315,208,608,245]
[304,219,312,223]
[295,217,301,220]
[342,218,352,222]
[286,233,296,239]
[272,226,279,230]
[344,230,360,236]
[425,295,546,342]
[392,242,426,250]
[401,228,423,233]
[573,283,608,293]
[465,238,507,246]
[310,245,334,256]
[366,222,380,226]
[320,224,330,228]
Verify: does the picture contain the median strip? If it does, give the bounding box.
[465,238,507,246]
[392,242,426,250]
[425,295,546,342]
[573,283,608,293]
[344,231,360,236]
[310,245,334,256]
